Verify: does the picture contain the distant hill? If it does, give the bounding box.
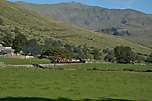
[16,2,152,48]
[0,0,151,54]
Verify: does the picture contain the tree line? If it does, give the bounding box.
[1,32,152,64]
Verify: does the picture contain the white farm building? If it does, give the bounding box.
[0,44,14,55]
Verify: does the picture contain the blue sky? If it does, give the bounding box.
[8,0,152,14]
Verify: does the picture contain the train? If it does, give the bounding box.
[56,58,86,64]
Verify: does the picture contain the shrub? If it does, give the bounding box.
[114,46,136,64]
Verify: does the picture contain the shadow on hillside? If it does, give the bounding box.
[0,97,138,101]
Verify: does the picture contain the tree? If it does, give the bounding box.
[1,34,14,47]
[103,48,115,63]
[71,46,83,59]
[44,38,64,49]
[23,39,41,55]
[80,45,91,59]
[90,48,102,60]
[146,53,152,63]
[12,34,27,53]
[40,48,71,67]
[114,46,136,64]
[136,54,145,63]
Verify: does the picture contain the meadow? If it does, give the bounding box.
[0,64,152,101]
[0,56,50,65]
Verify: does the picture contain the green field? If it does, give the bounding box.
[0,57,50,65]
[0,64,152,101]
[62,63,152,72]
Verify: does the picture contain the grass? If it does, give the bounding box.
[62,63,152,72]
[0,64,152,101]
[0,57,50,65]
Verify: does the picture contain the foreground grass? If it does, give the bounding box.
[0,57,50,65]
[0,64,152,101]
[62,63,152,72]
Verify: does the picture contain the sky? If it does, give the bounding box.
[8,0,152,14]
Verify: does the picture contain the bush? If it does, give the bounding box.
[0,17,3,25]
[146,53,152,63]
[114,46,136,64]
[103,49,115,63]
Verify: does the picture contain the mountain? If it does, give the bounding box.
[16,2,152,48]
[0,0,151,54]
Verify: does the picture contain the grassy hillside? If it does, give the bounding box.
[16,2,152,49]
[0,0,151,54]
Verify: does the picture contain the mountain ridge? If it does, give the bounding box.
[14,1,151,14]
[15,2,152,32]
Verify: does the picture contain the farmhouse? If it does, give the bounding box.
[0,44,14,55]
